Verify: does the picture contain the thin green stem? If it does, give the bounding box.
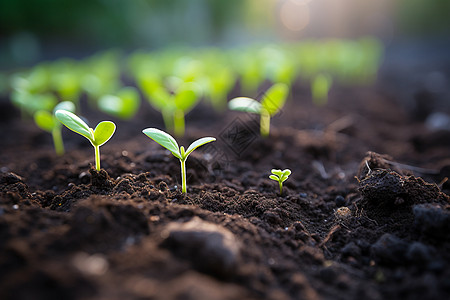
[94,145,101,171]
[279,181,283,195]
[52,127,64,156]
[174,110,185,137]
[181,159,187,193]
[162,109,173,132]
[260,110,271,138]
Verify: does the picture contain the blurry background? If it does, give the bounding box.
[1,0,449,68]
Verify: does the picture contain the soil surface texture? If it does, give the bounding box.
[1,82,449,300]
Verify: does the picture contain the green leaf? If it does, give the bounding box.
[98,87,140,119]
[98,95,121,114]
[34,110,55,132]
[139,75,162,97]
[148,87,171,111]
[93,121,116,146]
[174,84,198,112]
[282,169,292,176]
[228,97,262,114]
[271,169,283,177]
[54,101,76,114]
[142,128,181,159]
[55,110,93,141]
[184,137,216,159]
[280,169,291,182]
[261,83,289,116]
[269,174,279,181]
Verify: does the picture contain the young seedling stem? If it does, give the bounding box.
[142,128,215,193]
[55,110,116,170]
[269,169,291,195]
[229,83,288,137]
[34,101,75,155]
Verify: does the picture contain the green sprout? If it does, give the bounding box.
[55,110,116,171]
[140,79,199,137]
[98,87,140,119]
[269,169,291,195]
[142,128,215,194]
[311,73,332,106]
[228,83,289,137]
[34,101,76,155]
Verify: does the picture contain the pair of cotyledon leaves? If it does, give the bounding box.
[228,83,288,116]
[54,110,214,160]
[143,79,199,114]
[269,169,291,183]
[142,128,215,161]
[55,110,116,147]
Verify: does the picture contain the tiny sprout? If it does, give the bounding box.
[98,87,140,119]
[34,101,76,155]
[140,78,199,137]
[142,128,215,193]
[269,169,291,195]
[311,74,332,106]
[55,110,116,171]
[228,83,288,137]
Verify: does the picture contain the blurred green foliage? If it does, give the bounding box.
[7,38,383,134]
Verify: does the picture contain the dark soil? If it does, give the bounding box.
[0,83,449,300]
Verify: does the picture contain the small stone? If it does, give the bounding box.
[72,252,109,276]
[12,204,19,210]
[161,217,240,277]
[335,195,346,207]
[79,171,91,184]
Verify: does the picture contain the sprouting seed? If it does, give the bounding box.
[142,128,215,193]
[55,110,116,171]
[269,168,291,195]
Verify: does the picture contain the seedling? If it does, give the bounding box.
[202,67,235,111]
[269,169,291,195]
[142,128,215,193]
[311,74,332,106]
[228,83,289,137]
[140,79,199,137]
[34,101,76,155]
[55,110,116,171]
[98,87,140,119]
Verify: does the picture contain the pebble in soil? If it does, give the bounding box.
[160,217,241,278]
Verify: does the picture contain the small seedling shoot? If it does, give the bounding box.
[269,169,291,195]
[228,83,288,137]
[140,79,199,137]
[34,101,76,155]
[98,86,140,119]
[142,128,215,193]
[55,110,116,171]
[311,73,332,106]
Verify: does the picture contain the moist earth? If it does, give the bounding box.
[0,84,449,300]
